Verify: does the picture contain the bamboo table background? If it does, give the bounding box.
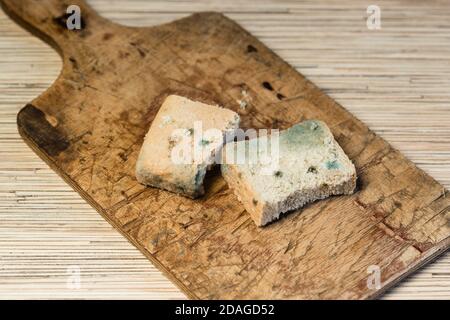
[0,0,449,299]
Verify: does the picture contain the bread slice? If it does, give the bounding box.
[136,95,240,198]
[221,120,356,226]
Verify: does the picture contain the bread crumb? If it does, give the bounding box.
[237,99,247,110]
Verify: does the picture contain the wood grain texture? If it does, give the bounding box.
[0,0,448,300]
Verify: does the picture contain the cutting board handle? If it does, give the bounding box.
[0,0,113,56]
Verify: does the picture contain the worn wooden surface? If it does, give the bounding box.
[0,0,449,299]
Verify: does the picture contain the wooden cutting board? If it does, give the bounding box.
[3,0,449,299]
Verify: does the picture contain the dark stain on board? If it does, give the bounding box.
[262,81,274,91]
[53,13,70,29]
[103,32,113,41]
[247,44,258,53]
[68,56,78,69]
[17,104,69,156]
[130,42,147,58]
[277,93,286,100]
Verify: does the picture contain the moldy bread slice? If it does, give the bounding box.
[136,95,239,198]
[221,120,356,226]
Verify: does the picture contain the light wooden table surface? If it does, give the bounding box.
[0,0,448,300]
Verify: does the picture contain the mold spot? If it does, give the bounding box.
[194,170,204,188]
[326,160,340,170]
[252,199,258,206]
[274,170,283,177]
[262,81,274,91]
[247,44,258,53]
[309,121,318,130]
[307,166,317,174]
